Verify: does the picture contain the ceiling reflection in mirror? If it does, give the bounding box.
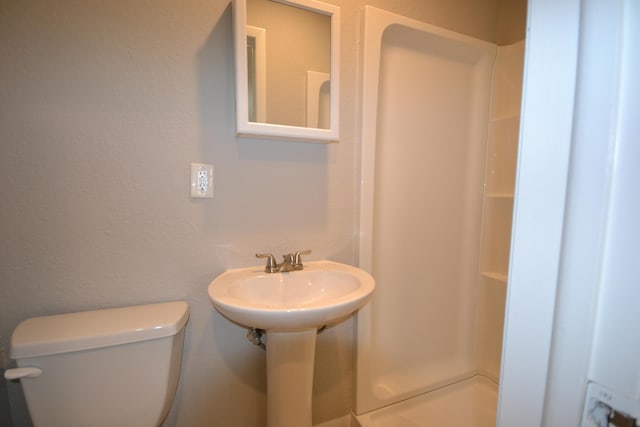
[246,0,331,129]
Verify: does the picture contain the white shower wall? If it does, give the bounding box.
[355,6,525,420]
[356,6,496,415]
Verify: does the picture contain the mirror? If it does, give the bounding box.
[234,0,340,142]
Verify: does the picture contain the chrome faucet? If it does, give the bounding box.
[256,250,311,273]
[278,254,296,272]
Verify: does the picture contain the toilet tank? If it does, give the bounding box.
[8,301,189,427]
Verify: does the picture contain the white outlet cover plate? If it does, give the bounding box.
[190,163,214,198]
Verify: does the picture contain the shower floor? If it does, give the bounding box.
[353,376,498,427]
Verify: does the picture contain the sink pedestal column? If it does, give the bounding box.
[266,329,317,427]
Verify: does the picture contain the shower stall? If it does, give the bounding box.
[355,6,523,426]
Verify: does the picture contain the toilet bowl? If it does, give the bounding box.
[4,301,189,427]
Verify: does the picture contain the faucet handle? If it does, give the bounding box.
[293,250,312,267]
[256,253,278,273]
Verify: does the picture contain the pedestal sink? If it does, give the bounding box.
[208,260,375,427]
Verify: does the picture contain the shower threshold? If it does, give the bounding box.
[353,375,498,427]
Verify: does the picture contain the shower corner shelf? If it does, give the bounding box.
[486,193,514,199]
[481,271,508,283]
[492,113,521,123]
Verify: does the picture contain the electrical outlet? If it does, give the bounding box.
[190,163,214,198]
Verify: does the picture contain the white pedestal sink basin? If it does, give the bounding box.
[208,260,375,427]
[209,260,374,331]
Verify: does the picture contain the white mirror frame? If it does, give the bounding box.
[233,0,340,143]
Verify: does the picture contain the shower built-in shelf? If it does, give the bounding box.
[492,113,521,123]
[486,193,514,200]
[481,271,508,283]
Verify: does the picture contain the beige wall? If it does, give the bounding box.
[497,0,528,45]
[0,0,523,425]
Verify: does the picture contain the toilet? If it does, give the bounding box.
[4,301,189,427]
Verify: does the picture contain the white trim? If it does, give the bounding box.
[233,0,340,143]
[496,0,581,426]
[540,1,625,424]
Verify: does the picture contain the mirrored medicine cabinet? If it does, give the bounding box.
[233,0,340,142]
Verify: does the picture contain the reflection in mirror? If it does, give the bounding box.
[306,71,330,128]
[247,0,330,128]
[234,0,340,142]
[246,25,266,123]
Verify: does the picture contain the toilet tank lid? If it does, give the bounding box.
[10,301,189,359]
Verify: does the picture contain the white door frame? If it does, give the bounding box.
[498,0,632,425]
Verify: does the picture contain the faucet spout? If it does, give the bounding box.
[278,254,295,272]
